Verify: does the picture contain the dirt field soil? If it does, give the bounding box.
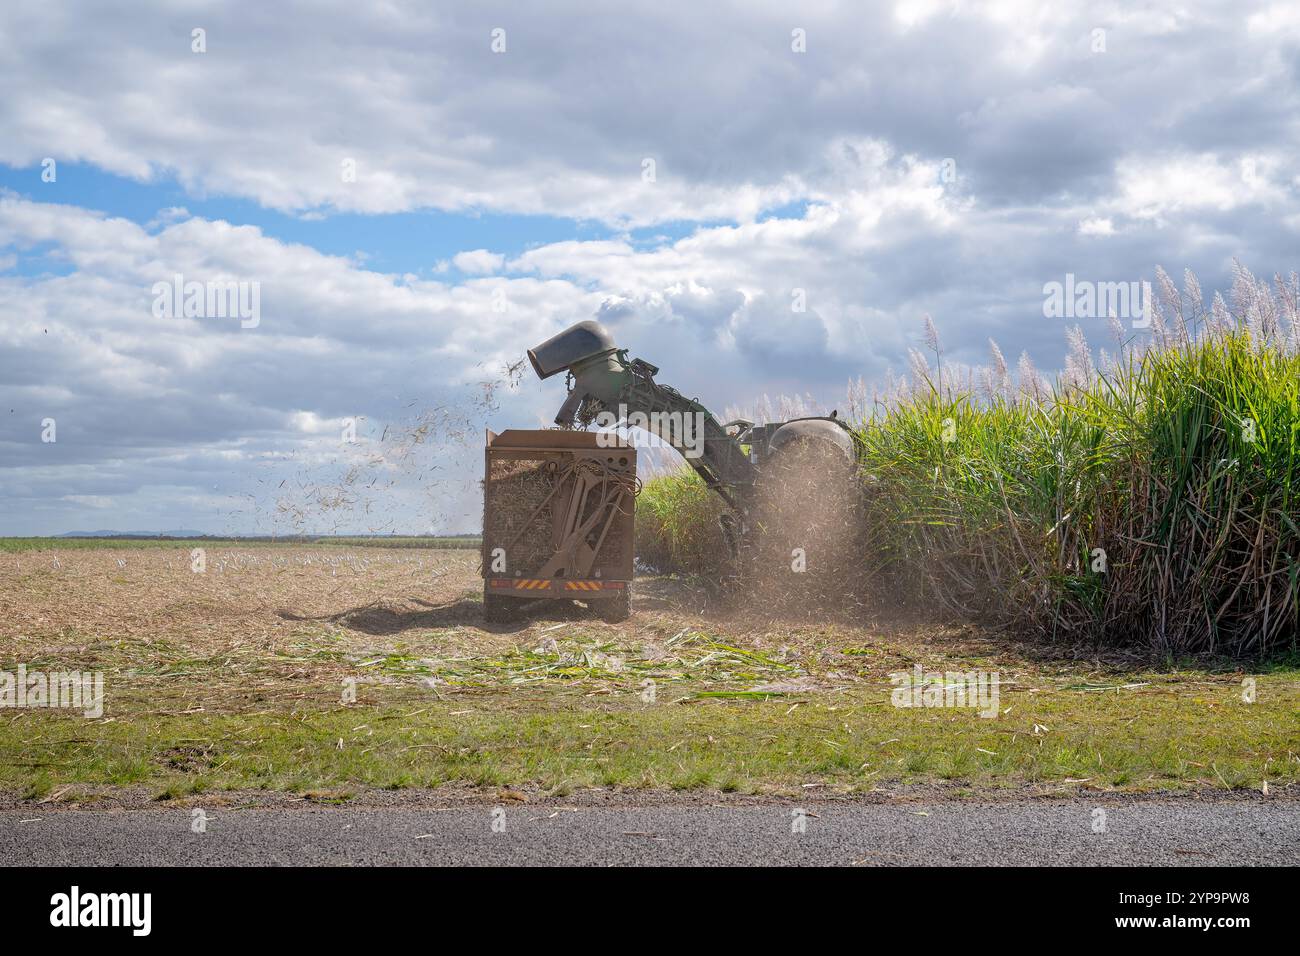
[1,544,1297,804]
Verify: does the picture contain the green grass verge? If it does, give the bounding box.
[5,677,1296,799]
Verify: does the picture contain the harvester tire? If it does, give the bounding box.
[483,591,522,625]
[595,587,632,623]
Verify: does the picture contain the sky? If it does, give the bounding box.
[2,1,1299,535]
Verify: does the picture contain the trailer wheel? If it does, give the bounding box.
[595,587,632,623]
[483,590,522,624]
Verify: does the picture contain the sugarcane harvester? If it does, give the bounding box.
[529,319,858,544]
[482,319,858,622]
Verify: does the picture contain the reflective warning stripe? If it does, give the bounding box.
[490,578,625,590]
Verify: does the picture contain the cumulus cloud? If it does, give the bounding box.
[1078,217,1115,237]
[3,1,1295,225]
[0,196,600,532]
[452,249,506,274]
[2,0,1300,533]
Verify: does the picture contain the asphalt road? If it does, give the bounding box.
[2,799,1297,865]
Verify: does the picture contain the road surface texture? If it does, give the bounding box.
[2,799,1296,865]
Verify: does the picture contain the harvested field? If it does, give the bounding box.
[2,541,1298,804]
[2,545,490,709]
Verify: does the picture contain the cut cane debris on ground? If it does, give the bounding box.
[2,543,1297,802]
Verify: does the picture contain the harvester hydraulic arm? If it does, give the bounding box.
[528,321,757,510]
[528,321,859,558]
[598,356,756,510]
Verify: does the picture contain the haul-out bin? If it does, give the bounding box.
[481,429,636,623]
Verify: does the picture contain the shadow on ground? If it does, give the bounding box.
[278,593,608,636]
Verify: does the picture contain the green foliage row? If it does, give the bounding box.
[638,331,1300,656]
[859,331,1298,655]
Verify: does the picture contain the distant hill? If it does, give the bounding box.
[49,531,480,541]
[58,530,208,538]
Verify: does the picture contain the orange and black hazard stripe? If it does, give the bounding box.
[489,578,551,590]
[489,578,626,591]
